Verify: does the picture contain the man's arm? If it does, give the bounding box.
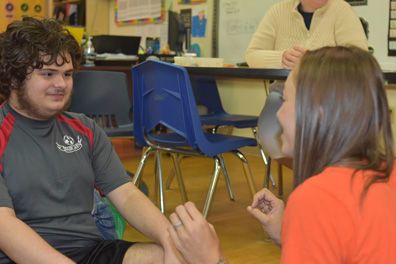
[0,207,75,264]
[106,182,183,264]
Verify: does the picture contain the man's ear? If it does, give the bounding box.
[10,79,19,90]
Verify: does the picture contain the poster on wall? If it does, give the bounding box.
[345,0,367,5]
[389,0,396,56]
[0,0,46,32]
[115,0,164,24]
[192,6,207,37]
[178,0,207,4]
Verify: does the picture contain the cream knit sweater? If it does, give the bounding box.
[245,0,368,69]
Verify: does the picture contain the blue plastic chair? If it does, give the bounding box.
[132,59,258,218]
[69,70,133,138]
[191,75,259,129]
[165,76,276,197]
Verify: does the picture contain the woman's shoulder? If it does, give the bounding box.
[292,164,396,206]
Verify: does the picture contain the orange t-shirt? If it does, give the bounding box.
[281,165,396,263]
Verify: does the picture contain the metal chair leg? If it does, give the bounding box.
[213,126,235,200]
[155,151,165,213]
[202,156,222,218]
[264,156,272,189]
[278,162,283,198]
[252,127,276,187]
[133,146,156,186]
[230,150,257,197]
[170,153,188,203]
[219,153,235,201]
[165,154,184,189]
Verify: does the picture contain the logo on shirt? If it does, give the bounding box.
[56,135,82,153]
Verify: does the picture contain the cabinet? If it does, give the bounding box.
[50,0,109,35]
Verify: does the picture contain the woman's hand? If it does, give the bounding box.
[281,46,307,69]
[247,188,285,247]
[168,202,224,264]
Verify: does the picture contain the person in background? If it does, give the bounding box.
[168,46,396,263]
[245,0,368,169]
[0,17,183,264]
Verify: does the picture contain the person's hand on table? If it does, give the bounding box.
[168,201,225,264]
[281,46,307,69]
[247,188,284,247]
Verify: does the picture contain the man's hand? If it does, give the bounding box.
[168,202,224,264]
[247,188,285,247]
[281,46,307,69]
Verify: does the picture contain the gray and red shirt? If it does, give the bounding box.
[0,101,131,263]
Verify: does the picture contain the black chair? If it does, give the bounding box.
[69,70,133,138]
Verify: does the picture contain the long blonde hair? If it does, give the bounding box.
[293,46,394,198]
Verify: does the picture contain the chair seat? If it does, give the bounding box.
[103,124,134,138]
[200,112,258,128]
[148,132,257,157]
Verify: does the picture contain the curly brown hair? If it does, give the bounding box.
[0,17,83,99]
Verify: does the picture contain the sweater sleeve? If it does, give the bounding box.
[280,182,355,264]
[245,6,284,69]
[333,2,368,51]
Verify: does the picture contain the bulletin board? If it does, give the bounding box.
[389,0,396,56]
[115,0,164,24]
[0,0,46,32]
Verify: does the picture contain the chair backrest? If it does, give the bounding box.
[132,60,207,149]
[190,75,226,115]
[69,70,133,132]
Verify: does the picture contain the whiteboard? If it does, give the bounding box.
[218,0,281,65]
[216,0,381,66]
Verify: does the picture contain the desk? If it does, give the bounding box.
[185,67,290,80]
[77,66,396,108]
[186,67,396,85]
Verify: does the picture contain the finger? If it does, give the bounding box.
[208,223,216,233]
[175,204,193,226]
[252,188,274,203]
[282,58,294,69]
[251,188,270,206]
[168,224,182,247]
[247,206,270,224]
[169,212,182,226]
[293,46,307,53]
[184,201,203,221]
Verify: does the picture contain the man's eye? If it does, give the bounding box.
[42,72,53,77]
[64,73,72,77]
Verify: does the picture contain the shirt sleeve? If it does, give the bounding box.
[0,172,13,209]
[280,182,355,264]
[245,7,284,69]
[90,122,131,195]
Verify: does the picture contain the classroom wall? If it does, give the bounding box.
[107,0,214,57]
[353,1,396,70]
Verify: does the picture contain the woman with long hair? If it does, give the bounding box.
[168,46,396,263]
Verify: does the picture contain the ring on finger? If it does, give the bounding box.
[174,221,183,228]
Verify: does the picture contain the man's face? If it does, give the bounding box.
[9,54,74,120]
